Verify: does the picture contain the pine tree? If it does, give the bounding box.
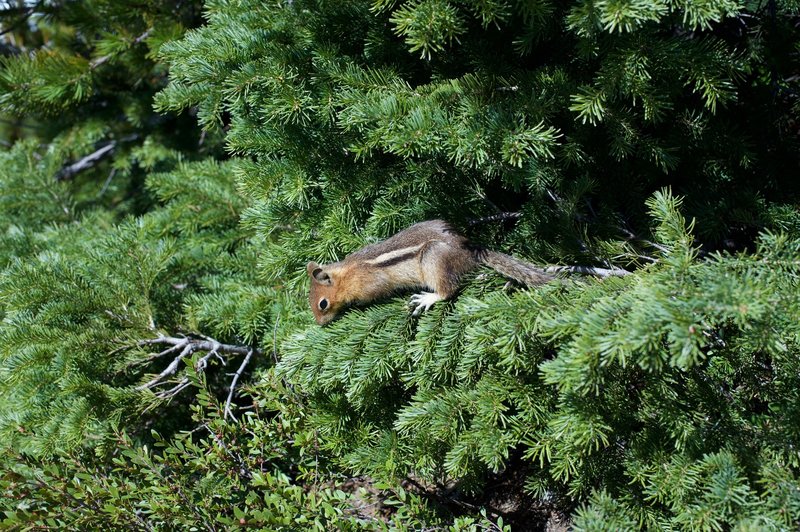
[2,0,800,528]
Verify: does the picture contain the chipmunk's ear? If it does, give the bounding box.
[307,261,332,285]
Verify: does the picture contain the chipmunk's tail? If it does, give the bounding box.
[475,249,553,286]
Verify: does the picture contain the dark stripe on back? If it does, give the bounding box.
[373,252,417,268]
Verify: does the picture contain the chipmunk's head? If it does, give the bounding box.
[307,261,343,326]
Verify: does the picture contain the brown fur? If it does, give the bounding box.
[307,220,551,325]
[476,249,553,286]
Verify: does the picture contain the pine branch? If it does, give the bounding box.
[90,29,152,69]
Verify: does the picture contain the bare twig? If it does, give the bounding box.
[97,168,117,197]
[545,188,563,205]
[613,252,658,263]
[472,180,503,214]
[195,343,224,372]
[224,348,255,422]
[56,134,139,181]
[136,343,194,391]
[155,378,191,399]
[123,334,262,399]
[146,340,189,360]
[128,335,255,357]
[619,226,671,254]
[56,142,116,181]
[402,475,507,521]
[632,238,670,254]
[0,117,42,130]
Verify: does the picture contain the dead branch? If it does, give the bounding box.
[155,378,191,399]
[56,142,116,181]
[224,348,255,422]
[134,335,254,356]
[136,342,193,391]
[127,335,262,401]
[56,134,139,181]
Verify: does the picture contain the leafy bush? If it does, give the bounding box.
[1,371,502,530]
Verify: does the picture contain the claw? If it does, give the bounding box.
[409,292,443,316]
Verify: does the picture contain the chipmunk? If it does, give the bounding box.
[307,220,552,325]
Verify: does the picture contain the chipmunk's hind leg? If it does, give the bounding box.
[409,241,477,316]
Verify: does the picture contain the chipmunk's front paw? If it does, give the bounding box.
[409,292,443,316]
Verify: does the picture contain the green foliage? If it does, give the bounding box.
[389,0,467,60]
[154,0,800,267]
[281,195,800,526]
[1,373,491,530]
[0,141,76,268]
[3,0,800,528]
[0,0,214,221]
[573,451,800,530]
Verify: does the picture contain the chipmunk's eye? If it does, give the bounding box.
[318,298,329,311]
